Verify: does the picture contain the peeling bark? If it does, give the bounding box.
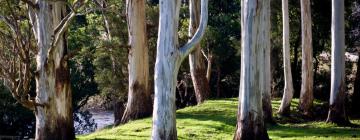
[326,0,349,125]
[299,0,314,115]
[189,0,210,104]
[278,0,294,116]
[120,0,152,125]
[34,1,74,140]
[234,0,270,139]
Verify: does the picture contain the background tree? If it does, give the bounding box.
[299,0,314,115]
[120,0,152,124]
[188,0,210,104]
[278,0,294,116]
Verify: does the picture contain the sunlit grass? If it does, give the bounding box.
[77,98,360,140]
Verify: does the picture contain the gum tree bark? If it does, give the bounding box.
[278,0,294,116]
[28,0,84,139]
[234,0,270,139]
[326,0,349,125]
[151,0,208,139]
[299,0,314,115]
[33,1,74,140]
[262,4,273,123]
[189,0,210,104]
[120,0,152,125]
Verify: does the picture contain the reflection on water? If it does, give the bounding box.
[89,111,114,130]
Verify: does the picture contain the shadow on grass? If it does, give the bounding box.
[268,124,360,139]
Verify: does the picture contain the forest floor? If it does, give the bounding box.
[77,98,360,140]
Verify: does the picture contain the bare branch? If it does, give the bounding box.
[179,0,209,60]
[201,49,208,61]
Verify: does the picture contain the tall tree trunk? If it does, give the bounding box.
[120,0,152,125]
[34,1,74,140]
[189,0,210,104]
[151,0,208,139]
[299,0,314,115]
[234,0,270,139]
[326,0,349,125]
[278,0,294,116]
[262,7,273,123]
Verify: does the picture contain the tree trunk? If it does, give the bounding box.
[189,0,210,104]
[216,65,221,98]
[262,7,273,123]
[206,50,213,82]
[299,0,314,115]
[353,51,360,114]
[120,0,152,125]
[151,0,208,139]
[326,0,349,125]
[234,0,270,139]
[278,0,294,116]
[34,1,74,140]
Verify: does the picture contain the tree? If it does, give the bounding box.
[0,0,86,139]
[234,0,270,139]
[278,0,294,116]
[188,0,210,104]
[151,0,208,139]
[326,0,349,125]
[299,0,314,115]
[120,0,152,124]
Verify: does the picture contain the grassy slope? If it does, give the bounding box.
[78,98,360,140]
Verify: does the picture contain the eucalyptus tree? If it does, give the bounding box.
[0,0,86,139]
[234,0,270,139]
[188,0,210,104]
[151,0,208,139]
[278,0,294,116]
[326,0,349,125]
[299,0,314,115]
[121,0,152,124]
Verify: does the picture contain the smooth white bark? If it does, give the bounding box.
[279,0,294,115]
[327,0,348,123]
[235,0,270,139]
[152,0,208,139]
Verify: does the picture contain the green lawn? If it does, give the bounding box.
[77,98,360,140]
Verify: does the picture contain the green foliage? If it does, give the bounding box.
[77,98,360,140]
[0,81,35,138]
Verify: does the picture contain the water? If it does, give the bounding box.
[89,111,114,130]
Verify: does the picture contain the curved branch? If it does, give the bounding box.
[49,0,86,55]
[178,0,208,60]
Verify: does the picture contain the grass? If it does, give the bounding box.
[77,98,360,140]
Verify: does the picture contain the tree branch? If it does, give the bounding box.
[201,49,208,61]
[0,15,16,33]
[49,0,86,55]
[179,0,208,60]
[20,0,39,9]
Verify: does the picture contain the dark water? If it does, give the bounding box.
[89,111,114,130]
